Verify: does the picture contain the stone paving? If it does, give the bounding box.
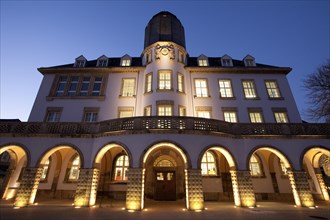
[0,199,329,220]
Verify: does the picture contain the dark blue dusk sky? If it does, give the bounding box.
[1,1,329,122]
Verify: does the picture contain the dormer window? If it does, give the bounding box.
[221,55,233,67]
[121,54,132,66]
[243,55,256,67]
[74,55,86,68]
[197,55,208,66]
[97,55,108,67]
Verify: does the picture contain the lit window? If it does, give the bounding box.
[250,154,262,176]
[83,112,98,122]
[265,80,281,98]
[158,105,172,116]
[201,151,217,176]
[219,80,233,98]
[179,106,186,116]
[46,110,61,122]
[177,73,184,93]
[41,158,50,181]
[121,78,135,97]
[156,159,174,167]
[158,71,172,90]
[274,112,289,123]
[144,106,152,116]
[114,155,129,181]
[92,76,103,96]
[145,73,153,93]
[223,111,237,123]
[119,109,134,118]
[68,156,80,181]
[197,111,211,119]
[121,59,131,66]
[194,79,209,97]
[249,112,263,123]
[55,76,68,97]
[280,160,288,175]
[242,80,257,98]
[198,59,208,66]
[68,76,79,96]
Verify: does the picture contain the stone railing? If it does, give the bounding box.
[0,116,329,136]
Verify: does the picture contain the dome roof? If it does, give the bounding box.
[144,11,186,49]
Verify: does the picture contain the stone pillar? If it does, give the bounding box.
[125,168,144,211]
[287,170,315,207]
[185,169,204,211]
[1,169,14,199]
[74,168,100,207]
[14,167,43,207]
[230,170,256,207]
[315,172,329,201]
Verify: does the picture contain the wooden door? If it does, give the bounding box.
[154,171,176,201]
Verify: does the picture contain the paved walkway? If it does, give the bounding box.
[0,199,329,220]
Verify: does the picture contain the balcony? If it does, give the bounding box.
[0,116,329,137]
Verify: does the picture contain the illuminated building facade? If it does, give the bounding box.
[0,11,329,210]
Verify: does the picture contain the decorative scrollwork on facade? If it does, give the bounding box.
[155,44,175,60]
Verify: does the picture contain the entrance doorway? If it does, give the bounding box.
[154,170,176,201]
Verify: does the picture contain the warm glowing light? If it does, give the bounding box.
[34,203,38,206]
[121,207,125,210]
[13,207,20,209]
[75,206,81,209]
[194,210,202,212]
[128,210,135,213]
[309,207,315,209]
[144,209,148,211]
[182,208,186,211]
[205,207,208,210]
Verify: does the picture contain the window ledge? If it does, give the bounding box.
[268,97,284,100]
[194,95,211,98]
[47,96,105,101]
[156,88,174,92]
[119,95,136,98]
[219,97,236,100]
[244,97,260,100]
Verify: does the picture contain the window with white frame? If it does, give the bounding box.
[197,111,211,119]
[179,106,186,116]
[144,106,152,116]
[242,80,257,98]
[75,60,86,68]
[158,70,172,90]
[201,151,217,176]
[145,73,153,93]
[41,158,50,181]
[250,154,262,176]
[80,77,90,96]
[92,76,103,96]
[45,108,62,122]
[68,156,80,181]
[178,51,184,63]
[146,51,152,63]
[121,78,135,97]
[219,80,234,98]
[274,112,289,123]
[68,76,79,96]
[194,79,209,97]
[223,111,237,123]
[265,80,281,98]
[55,76,68,97]
[97,59,108,67]
[222,59,232,67]
[121,59,131,66]
[249,112,263,123]
[157,105,172,116]
[118,108,134,118]
[114,155,129,181]
[83,108,98,122]
[177,73,184,93]
[198,59,208,66]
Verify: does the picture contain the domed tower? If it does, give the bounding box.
[141,11,191,117]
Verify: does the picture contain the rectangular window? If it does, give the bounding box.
[83,108,99,122]
[179,106,186,116]
[157,105,172,116]
[274,112,289,123]
[198,59,208,66]
[178,51,184,63]
[97,59,107,67]
[145,73,153,93]
[158,70,172,90]
[249,112,263,123]
[118,107,134,118]
[146,51,152,63]
[219,80,233,98]
[194,79,209,97]
[45,108,62,122]
[242,80,257,99]
[222,59,232,66]
[144,106,152,116]
[68,76,79,96]
[92,76,103,96]
[55,76,68,97]
[197,111,211,119]
[265,80,281,98]
[223,111,237,123]
[121,59,131,66]
[121,78,135,97]
[177,73,184,93]
[80,77,90,96]
[75,60,85,68]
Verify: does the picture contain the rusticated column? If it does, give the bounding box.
[14,167,43,207]
[125,168,144,211]
[315,172,329,201]
[230,170,256,207]
[185,169,204,211]
[287,170,315,207]
[74,168,100,207]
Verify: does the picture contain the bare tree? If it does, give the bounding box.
[303,60,330,122]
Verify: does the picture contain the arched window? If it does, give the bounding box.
[249,154,263,176]
[68,156,80,181]
[156,159,174,167]
[201,151,217,176]
[41,158,50,181]
[114,155,129,181]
